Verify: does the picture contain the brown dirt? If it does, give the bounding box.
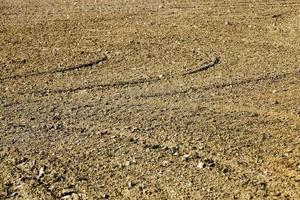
[1,0,300,199]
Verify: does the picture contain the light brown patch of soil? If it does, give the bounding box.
[1,0,300,199]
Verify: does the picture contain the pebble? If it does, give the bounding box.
[197,162,205,169]
[275,191,282,196]
[125,161,131,166]
[10,192,17,197]
[72,194,80,200]
[182,154,190,161]
[225,21,231,25]
[62,195,71,200]
[102,193,109,198]
[162,161,169,166]
[61,188,76,196]
[37,167,45,179]
[128,181,133,188]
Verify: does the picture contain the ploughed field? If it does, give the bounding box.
[1,0,300,199]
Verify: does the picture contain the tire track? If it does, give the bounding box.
[141,69,300,99]
[183,57,220,75]
[4,68,298,109]
[17,68,299,100]
[0,55,107,82]
[15,57,219,96]
[21,76,161,96]
[213,103,300,123]
[5,51,299,101]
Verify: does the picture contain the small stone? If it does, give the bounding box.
[102,193,109,198]
[225,21,231,25]
[61,188,76,196]
[182,154,190,161]
[71,193,79,200]
[272,90,277,94]
[128,181,133,188]
[10,192,17,197]
[275,191,281,196]
[53,123,63,130]
[197,162,205,169]
[162,161,169,166]
[62,195,71,200]
[48,185,55,191]
[37,167,45,179]
[158,74,164,79]
[125,161,131,166]
[78,193,87,200]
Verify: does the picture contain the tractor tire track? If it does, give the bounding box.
[0,55,107,82]
[141,69,300,99]
[22,76,161,96]
[16,57,220,96]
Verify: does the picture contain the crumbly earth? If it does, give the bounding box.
[0,0,300,199]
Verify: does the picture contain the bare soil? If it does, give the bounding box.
[1,0,300,199]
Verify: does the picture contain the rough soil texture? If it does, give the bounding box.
[1,0,300,199]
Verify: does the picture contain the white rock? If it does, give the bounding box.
[125,161,131,166]
[182,154,190,161]
[62,195,71,200]
[128,181,133,188]
[197,162,205,169]
[162,161,169,166]
[37,167,45,179]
